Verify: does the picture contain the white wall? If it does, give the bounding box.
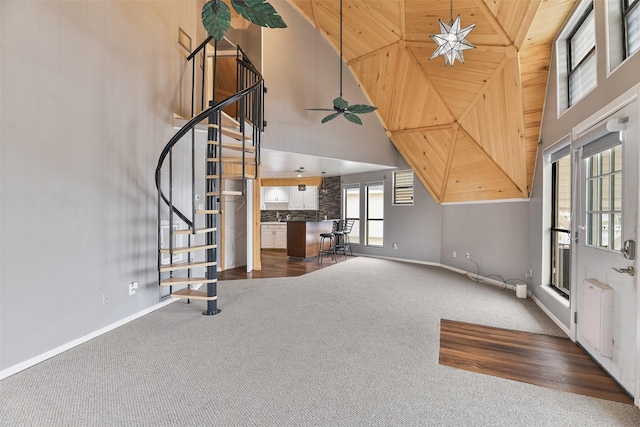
[440,201,531,283]
[531,0,640,328]
[262,0,397,169]
[0,0,199,371]
[342,157,443,262]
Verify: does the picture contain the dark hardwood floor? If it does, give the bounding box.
[439,319,633,404]
[217,249,351,280]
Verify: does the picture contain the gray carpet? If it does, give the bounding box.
[1,257,639,426]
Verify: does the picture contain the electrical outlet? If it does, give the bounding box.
[453,251,457,258]
[102,294,110,305]
[465,252,470,259]
[129,281,138,296]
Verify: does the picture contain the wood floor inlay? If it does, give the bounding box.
[218,249,351,280]
[439,319,633,404]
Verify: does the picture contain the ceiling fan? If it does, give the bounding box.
[306,0,377,125]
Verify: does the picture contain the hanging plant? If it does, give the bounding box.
[202,0,287,41]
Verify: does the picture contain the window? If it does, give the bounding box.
[586,145,622,251]
[343,185,360,245]
[365,183,384,246]
[550,153,571,297]
[567,3,596,106]
[393,170,414,205]
[624,0,640,57]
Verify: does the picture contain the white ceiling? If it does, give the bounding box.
[259,148,396,179]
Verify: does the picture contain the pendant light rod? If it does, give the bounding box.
[450,0,453,24]
[304,0,377,125]
[339,0,343,98]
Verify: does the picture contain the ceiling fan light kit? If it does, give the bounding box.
[429,0,476,66]
[306,0,377,125]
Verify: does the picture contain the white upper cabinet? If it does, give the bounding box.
[264,186,290,203]
[289,186,318,210]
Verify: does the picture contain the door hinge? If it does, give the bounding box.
[574,312,577,323]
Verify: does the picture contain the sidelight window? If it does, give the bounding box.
[551,153,572,297]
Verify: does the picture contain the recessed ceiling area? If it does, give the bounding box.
[259,148,396,179]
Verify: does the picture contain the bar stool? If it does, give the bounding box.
[318,231,336,264]
[334,220,354,258]
[333,221,348,260]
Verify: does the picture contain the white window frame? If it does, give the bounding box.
[556,0,596,115]
[567,2,596,107]
[365,182,384,247]
[542,136,573,308]
[342,184,361,246]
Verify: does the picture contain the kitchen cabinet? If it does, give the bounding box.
[261,224,287,249]
[264,187,289,203]
[288,186,318,210]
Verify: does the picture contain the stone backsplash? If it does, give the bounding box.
[261,176,342,222]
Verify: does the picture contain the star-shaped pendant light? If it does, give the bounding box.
[429,0,476,66]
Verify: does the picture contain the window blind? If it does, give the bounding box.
[393,170,414,205]
[626,0,640,56]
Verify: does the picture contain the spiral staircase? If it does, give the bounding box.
[155,38,263,315]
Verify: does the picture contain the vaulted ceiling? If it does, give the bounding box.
[287,0,576,202]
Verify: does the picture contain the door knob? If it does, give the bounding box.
[612,266,635,276]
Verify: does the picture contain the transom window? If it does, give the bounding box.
[624,0,640,57]
[567,3,596,106]
[586,145,622,251]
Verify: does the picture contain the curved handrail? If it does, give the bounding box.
[155,52,263,227]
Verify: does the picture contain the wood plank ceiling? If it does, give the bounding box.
[288,0,576,202]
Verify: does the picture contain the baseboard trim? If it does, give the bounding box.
[0,297,176,380]
[530,292,572,338]
[353,253,441,267]
[354,254,518,293]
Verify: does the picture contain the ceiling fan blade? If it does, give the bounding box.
[343,112,363,125]
[347,104,377,114]
[305,107,335,111]
[322,113,340,123]
[333,97,349,110]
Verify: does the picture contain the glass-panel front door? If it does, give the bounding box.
[575,101,638,396]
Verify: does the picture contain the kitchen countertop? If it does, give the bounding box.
[261,219,338,224]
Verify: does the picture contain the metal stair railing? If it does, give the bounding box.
[155,37,263,315]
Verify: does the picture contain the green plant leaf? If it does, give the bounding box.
[347,104,377,114]
[344,113,363,125]
[333,97,348,110]
[202,0,231,41]
[231,0,287,29]
[322,113,340,123]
